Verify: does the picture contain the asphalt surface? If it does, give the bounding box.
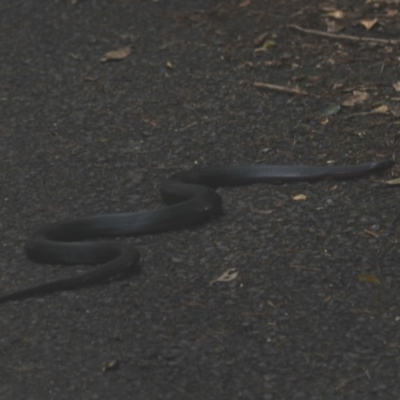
[1,1,400,399]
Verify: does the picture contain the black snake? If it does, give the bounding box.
[0,157,394,303]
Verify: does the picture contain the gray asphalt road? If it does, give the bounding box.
[1,1,399,399]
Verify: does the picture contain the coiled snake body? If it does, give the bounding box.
[0,157,394,303]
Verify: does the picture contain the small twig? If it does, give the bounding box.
[254,31,269,46]
[288,24,400,45]
[254,82,307,95]
[343,111,377,119]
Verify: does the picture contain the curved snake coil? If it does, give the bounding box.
[0,157,394,303]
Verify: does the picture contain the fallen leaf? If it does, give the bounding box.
[386,9,398,17]
[342,91,369,107]
[320,118,329,125]
[101,46,131,62]
[239,0,251,7]
[102,360,119,372]
[386,177,400,185]
[393,81,400,92]
[360,18,378,30]
[358,273,380,284]
[332,82,344,90]
[325,10,345,19]
[210,269,238,285]
[370,104,389,114]
[293,194,307,201]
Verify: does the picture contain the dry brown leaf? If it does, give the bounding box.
[386,177,400,185]
[358,273,380,284]
[239,0,251,7]
[332,82,344,90]
[386,9,398,17]
[210,269,238,285]
[101,46,131,62]
[342,91,369,107]
[393,81,400,92]
[320,118,329,125]
[293,194,307,201]
[370,104,389,114]
[360,18,378,30]
[325,10,345,19]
